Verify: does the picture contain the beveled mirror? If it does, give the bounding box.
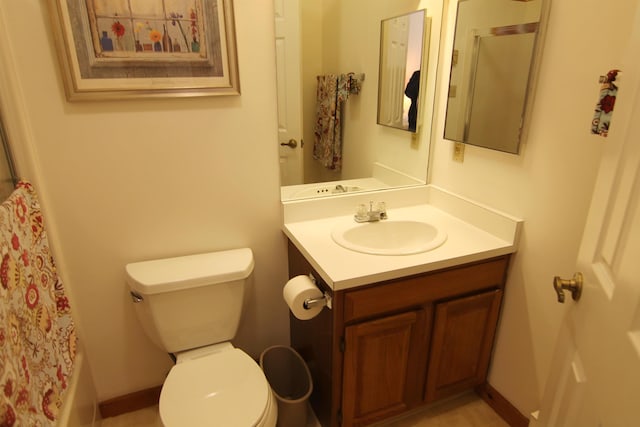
[444,0,547,154]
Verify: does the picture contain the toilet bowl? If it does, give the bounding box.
[160,343,277,427]
[125,249,277,427]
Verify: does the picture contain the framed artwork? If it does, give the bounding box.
[48,0,240,101]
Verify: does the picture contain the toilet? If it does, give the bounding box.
[125,248,277,427]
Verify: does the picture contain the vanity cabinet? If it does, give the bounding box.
[287,241,510,427]
[342,308,431,426]
[424,289,503,403]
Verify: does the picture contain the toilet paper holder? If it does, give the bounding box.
[302,274,333,310]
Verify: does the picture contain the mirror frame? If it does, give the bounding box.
[443,0,551,154]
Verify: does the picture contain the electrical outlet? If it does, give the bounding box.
[453,142,465,162]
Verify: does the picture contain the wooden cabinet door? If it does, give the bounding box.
[425,289,503,402]
[342,310,428,426]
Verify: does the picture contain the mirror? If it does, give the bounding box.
[277,1,445,201]
[444,0,545,154]
[377,10,426,133]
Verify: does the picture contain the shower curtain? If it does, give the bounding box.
[0,181,76,425]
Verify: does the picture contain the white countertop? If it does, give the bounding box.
[282,185,523,291]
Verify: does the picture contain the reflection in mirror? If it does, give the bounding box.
[377,10,426,133]
[444,0,545,154]
[276,1,445,201]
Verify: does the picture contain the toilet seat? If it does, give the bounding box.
[159,347,276,427]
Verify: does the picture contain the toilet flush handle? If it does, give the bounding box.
[130,291,144,303]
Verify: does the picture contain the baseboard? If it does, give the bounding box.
[476,383,529,427]
[98,382,523,422]
[98,385,162,419]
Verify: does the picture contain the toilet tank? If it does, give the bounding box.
[125,248,254,354]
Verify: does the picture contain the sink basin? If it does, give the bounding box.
[331,220,447,255]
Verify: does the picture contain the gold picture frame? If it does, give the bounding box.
[48,0,240,101]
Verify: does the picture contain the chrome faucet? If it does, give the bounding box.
[334,184,347,193]
[354,201,387,223]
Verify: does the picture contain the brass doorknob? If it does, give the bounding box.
[280,139,298,148]
[553,272,583,303]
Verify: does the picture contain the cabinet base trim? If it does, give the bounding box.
[476,383,529,427]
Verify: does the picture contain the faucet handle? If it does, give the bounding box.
[354,201,387,222]
[355,204,368,221]
[377,202,387,219]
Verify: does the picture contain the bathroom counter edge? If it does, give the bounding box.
[282,186,523,291]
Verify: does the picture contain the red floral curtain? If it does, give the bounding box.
[0,181,76,426]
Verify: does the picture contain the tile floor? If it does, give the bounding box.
[98,392,508,427]
[371,393,509,427]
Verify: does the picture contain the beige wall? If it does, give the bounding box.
[431,0,638,416]
[0,0,289,401]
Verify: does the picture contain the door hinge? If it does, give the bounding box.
[340,337,345,352]
[337,408,343,425]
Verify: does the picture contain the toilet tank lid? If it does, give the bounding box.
[125,248,254,295]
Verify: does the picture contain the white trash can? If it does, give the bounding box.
[260,345,313,427]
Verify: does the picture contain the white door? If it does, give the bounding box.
[274,0,303,186]
[533,8,640,426]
